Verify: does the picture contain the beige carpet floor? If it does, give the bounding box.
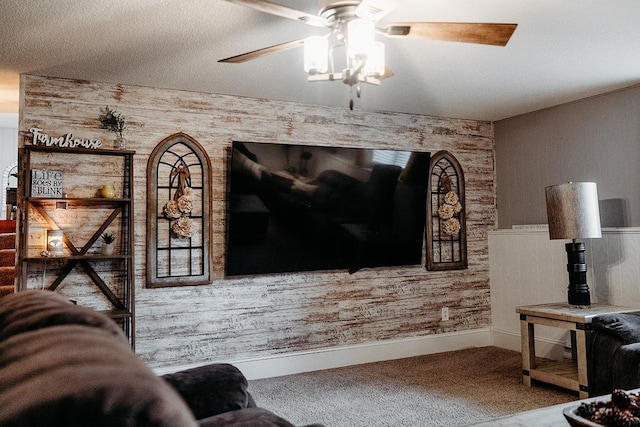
[248,346,577,427]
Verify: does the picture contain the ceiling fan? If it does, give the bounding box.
[219,0,517,108]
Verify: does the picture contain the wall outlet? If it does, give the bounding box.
[441,307,449,321]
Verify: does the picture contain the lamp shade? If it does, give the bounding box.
[545,182,602,240]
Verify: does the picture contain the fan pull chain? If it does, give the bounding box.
[348,85,363,110]
[349,85,354,110]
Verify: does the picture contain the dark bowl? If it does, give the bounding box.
[562,406,603,427]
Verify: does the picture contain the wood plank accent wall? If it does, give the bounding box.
[19,75,496,369]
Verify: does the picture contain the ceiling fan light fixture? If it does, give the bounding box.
[347,18,375,59]
[303,36,329,74]
[219,0,517,109]
[364,41,385,77]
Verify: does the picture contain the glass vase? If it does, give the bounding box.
[115,135,125,150]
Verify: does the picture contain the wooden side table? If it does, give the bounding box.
[516,303,638,398]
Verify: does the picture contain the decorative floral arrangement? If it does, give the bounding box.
[438,203,455,220]
[176,187,194,213]
[99,106,126,140]
[162,200,181,219]
[442,218,461,236]
[171,216,194,239]
[162,186,194,238]
[99,106,126,149]
[438,191,463,236]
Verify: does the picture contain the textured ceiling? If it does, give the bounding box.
[1,0,640,121]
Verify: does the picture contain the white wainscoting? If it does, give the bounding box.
[154,328,491,379]
[489,227,640,359]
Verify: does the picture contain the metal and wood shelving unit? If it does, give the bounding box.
[17,144,135,348]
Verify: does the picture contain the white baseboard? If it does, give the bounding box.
[154,328,492,379]
[491,329,521,352]
[491,328,568,361]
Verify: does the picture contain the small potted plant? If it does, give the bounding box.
[99,106,126,149]
[100,232,116,255]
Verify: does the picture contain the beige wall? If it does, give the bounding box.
[491,84,640,361]
[494,84,640,229]
[19,75,496,370]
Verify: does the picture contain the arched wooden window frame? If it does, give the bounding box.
[2,162,18,220]
[426,150,468,271]
[146,133,212,287]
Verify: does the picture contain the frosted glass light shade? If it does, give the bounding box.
[364,41,385,77]
[303,36,328,74]
[545,182,602,240]
[347,19,375,59]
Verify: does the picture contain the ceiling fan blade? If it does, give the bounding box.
[382,22,517,46]
[355,0,404,22]
[379,64,395,80]
[219,39,305,63]
[225,0,329,27]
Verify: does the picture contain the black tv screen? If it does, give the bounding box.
[226,141,430,276]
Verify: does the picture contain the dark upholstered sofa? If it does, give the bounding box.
[0,290,322,427]
[589,311,640,396]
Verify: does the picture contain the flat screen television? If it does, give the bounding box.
[226,141,430,276]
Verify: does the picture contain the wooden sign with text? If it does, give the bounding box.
[29,128,103,150]
[31,169,64,198]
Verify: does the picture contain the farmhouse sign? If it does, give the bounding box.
[29,128,102,150]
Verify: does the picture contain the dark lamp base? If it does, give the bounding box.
[565,241,591,307]
[568,289,591,307]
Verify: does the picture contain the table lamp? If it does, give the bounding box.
[46,229,65,257]
[545,182,602,307]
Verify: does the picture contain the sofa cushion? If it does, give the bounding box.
[0,291,198,427]
[198,407,296,427]
[0,289,124,342]
[162,364,254,420]
[611,342,640,392]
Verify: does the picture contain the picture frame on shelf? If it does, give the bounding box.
[30,169,63,198]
